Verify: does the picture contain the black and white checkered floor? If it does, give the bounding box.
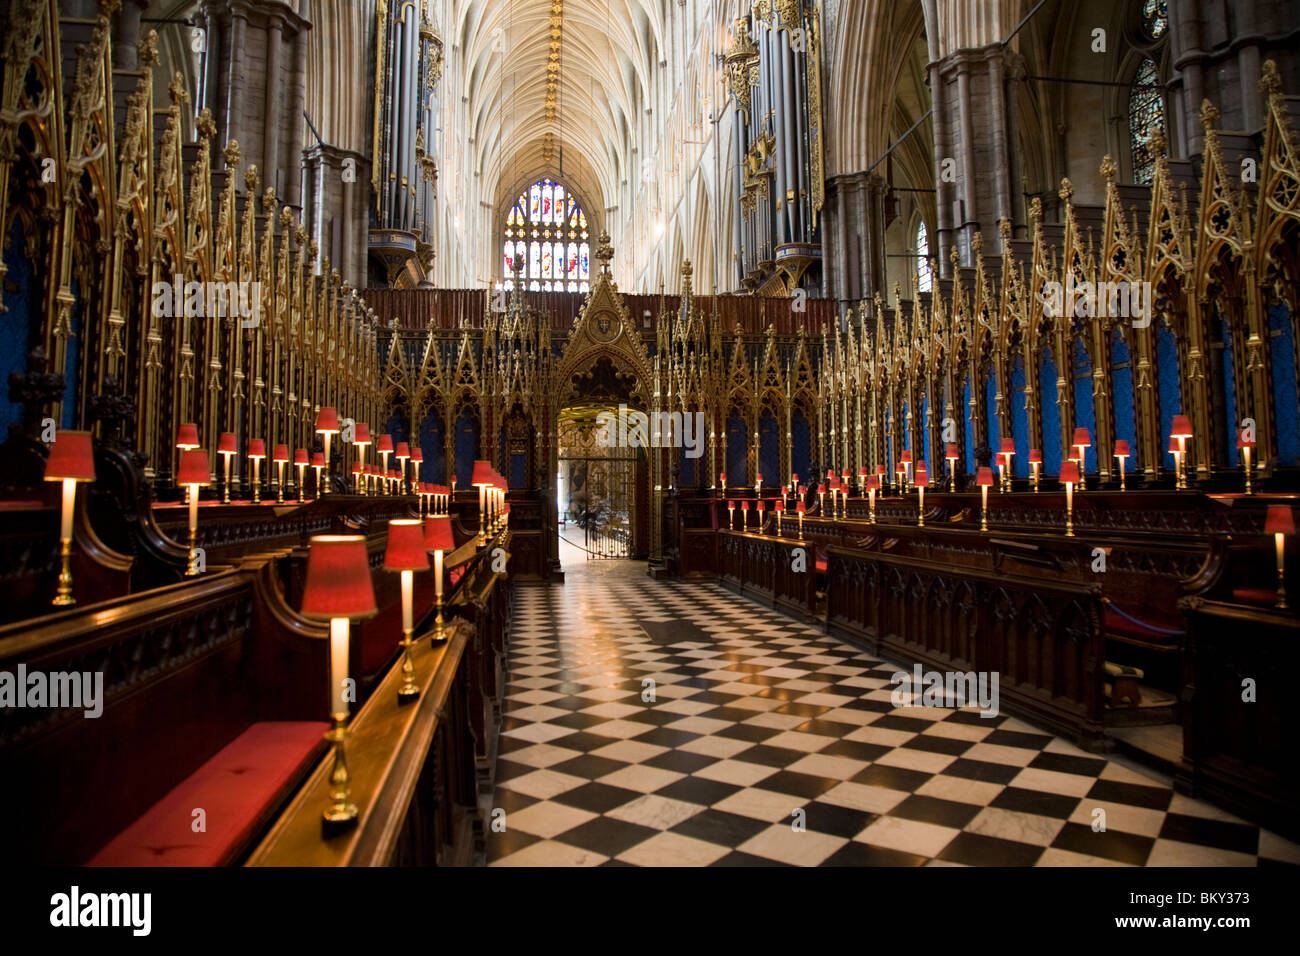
[485,546,1300,867]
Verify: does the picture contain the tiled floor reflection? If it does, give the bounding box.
[486,543,1300,867]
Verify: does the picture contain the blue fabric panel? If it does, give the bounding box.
[1011,356,1029,476]
[726,412,748,486]
[1111,331,1137,470]
[1073,338,1096,474]
[1156,324,1180,465]
[454,407,478,487]
[1270,303,1298,466]
[1040,348,1062,473]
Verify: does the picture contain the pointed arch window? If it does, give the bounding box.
[502,178,589,292]
[915,221,932,293]
[1129,58,1166,186]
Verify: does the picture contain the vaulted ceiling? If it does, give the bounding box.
[451,0,670,230]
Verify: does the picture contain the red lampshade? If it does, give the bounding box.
[976,466,994,487]
[826,469,835,478]
[755,473,763,482]
[945,444,959,459]
[471,459,493,485]
[1171,415,1193,439]
[424,516,456,552]
[774,501,784,512]
[351,462,363,475]
[741,500,749,510]
[796,501,806,513]
[1114,440,1131,457]
[294,448,309,465]
[798,485,807,494]
[300,535,377,619]
[756,500,765,511]
[1167,436,1180,454]
[876,465,886,475]
[817,484,827,494]
[384,519,430,571]
[866,476,879,491]
[176,423,199,449]
[273,444,290,463]
[315,407,339,434]
[781,485,789,495]
[719,472,727,482]
[411,448,424,463]
[312,452,325,467]
[900,450,912,464]
[177,449,210,486]
[1072,428,1091,448]
[366,464,377,476]
[791,474,799,482]
[1060,461,1081,484]
[914,465,930,488]
[353,423,371,445]
[1029,449,1043,464]
[728,500,736,509]
[395,442,411,460]
[44,430,96,482]
[999,438,1015,455]
[1265,505,1296,536]
[858,466,868,476]
[377,435,394,454]
[218,432,238,455]
[248,438,267,459]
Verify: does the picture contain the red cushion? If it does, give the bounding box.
[450,566,466,587]
[1102,607,1178,642]
[815,558,828,573]
[87,721,327,867]
[1231,587,1278,608]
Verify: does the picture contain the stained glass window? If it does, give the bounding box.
[1129,58,1166,186]
[502,178,590,292]
[915,221,932,294]
[1142,0,1167,39]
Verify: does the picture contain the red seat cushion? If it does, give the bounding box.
[814,558,828,573]
[87,721,327,867]
[1231,587,1278,608]
[1102,607,1179,642]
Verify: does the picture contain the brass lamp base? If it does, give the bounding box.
[322,716,359,829]
[53,538,75,607]
[397,628,420,703]
[429,602,448,644]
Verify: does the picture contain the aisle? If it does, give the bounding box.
[485,558,1300,867]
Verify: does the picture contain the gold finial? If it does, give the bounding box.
[139,30,159,67]
[1148,129,1167,160]
[1029,196,1043,224]
[998,217,1012,246]
[971,230,983,256]
[244,165,259,191]
[195,108,216,140]
[295,224,309,245]
[224,139,241,168]
[262,186,277,212]
[309,240,319,259]
[681,259,693,277]
[1261,60,1282,98]
[1200,98,1220,129]
[1058,178,1073,202]
[1099,154,1117,183]
[279,207,293,228]
[168,71,189,105]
